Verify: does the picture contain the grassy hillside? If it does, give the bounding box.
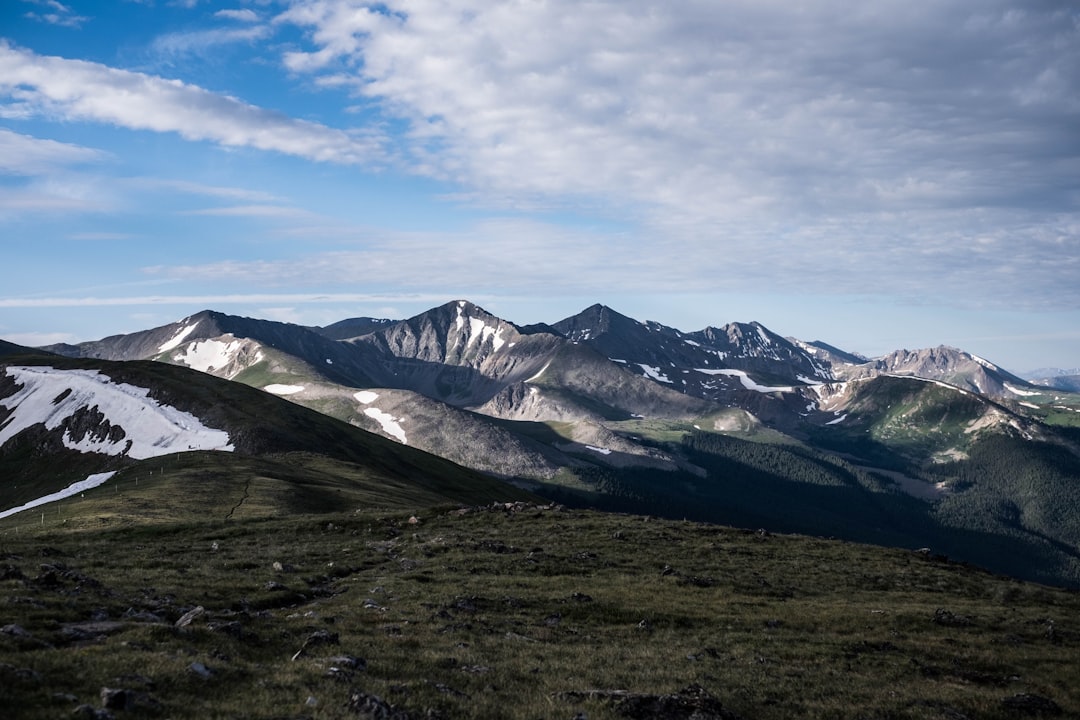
[1,505,1077,719]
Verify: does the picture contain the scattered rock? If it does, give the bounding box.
[291,629,339,661]
[615,684,741,720]
[99,688,132,711]
[1001,693,1062,716]
[208,620,245,638]
[0,662,43,683]
[72,704,114,719]
[174,606,205,628]
[346,689,414,719]
[932,608,972,627]
[1,623,32,639]
[329,655,367,671]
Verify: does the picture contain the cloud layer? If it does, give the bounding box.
[0,41,383,165]
[272,0,1079,307]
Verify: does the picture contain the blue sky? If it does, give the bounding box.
[1,1,1078,373]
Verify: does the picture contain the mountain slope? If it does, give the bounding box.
[21,301,1080,586]
[836,345,1040,399]
[0,355,530,521]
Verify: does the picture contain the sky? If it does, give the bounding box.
[1,1,1078,374]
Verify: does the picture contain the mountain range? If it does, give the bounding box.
[4,300,1080,586]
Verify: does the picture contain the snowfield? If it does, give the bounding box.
[638,364,673,383]
[157,321,199,353]
[363,408,407,444]
[0,471,116,520]
[174,338,244,373]
[265,384,305,395]
[0,366,234,458]
[352,390,407,443]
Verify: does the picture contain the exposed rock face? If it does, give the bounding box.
[837,345,1035,398]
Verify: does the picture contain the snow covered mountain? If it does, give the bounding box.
[7,302,1080,586]
[552,304,834,403]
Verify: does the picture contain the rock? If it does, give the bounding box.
[73,704,113,719]
[329,655,367,671]
[174,606,205,628]
[932,608,972,627]
[0,662,43,683]
[1001,693,1062,716]
[346,689,415,719]
[543,613,563,627]
[1,623,32,638]
[99,688,131,711]
[291,629,340,661]
[189,662,213,679]
[615,684,742,720]
[265,581,289,591]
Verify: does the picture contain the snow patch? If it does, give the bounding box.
[1019,401,1039,409]
[0,366,234,458]
[684,339,701,347]
[638,364,673,383]
[585,445,612,455]
[265,384,304,395]
[174,339,243,373]
[158,322,199,353]
[364,407,407,444]
[825,414,847,425]
[525,361,552,384]
[0,471,116,520]
[695,368,792,393]
[1004,383,1041,397]
[354,390,379,404]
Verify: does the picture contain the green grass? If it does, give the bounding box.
[2,506,1078,719]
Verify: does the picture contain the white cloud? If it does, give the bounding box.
[22,0,88,28]
[130,178,284,203]
[151,25,272,57]
[3,331,76,346]
[0,41,385,166]
[182,204,318,218]
[0,128,105,175]
[67,232,138,241]
[0,293,458,308]
[215,8,260,22]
